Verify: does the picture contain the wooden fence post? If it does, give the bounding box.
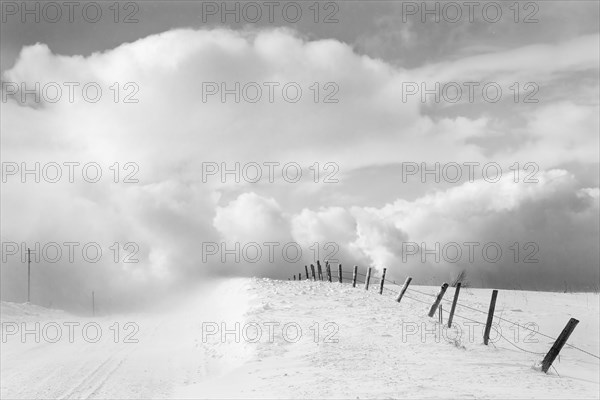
[448,282,461,328]
[396,277,412,303]
[352,266,358,287]
[438,305,443,324]
[427,283,449,317]
[541,318,579,373]
[379,268,387,294]
[326,262,332,282]
[310,264,316,281]
[364,267,372,290]
[305,265,309,280]
[338,264,342,283]
[293,275,296,280]
[483,290,498,345]
[317,260,323,281]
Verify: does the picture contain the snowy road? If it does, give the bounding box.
[1,278,253,399]
[2,278,599,399]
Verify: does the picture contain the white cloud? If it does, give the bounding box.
[214,192,290,244]
[1,27,598,310]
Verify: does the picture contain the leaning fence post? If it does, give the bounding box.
[317,260,323,281]
[396,277,412,303]
[483,290,498,345]
[305,265,309,280]
[364,267,372,290]
[326,262,332,282]
[541,318,579,373]
[338,264,342,283]
[379,268,387,294]
[428,283,449,317]
[310,264,316,281]
[448,282,461,328]
[352,266,358,287]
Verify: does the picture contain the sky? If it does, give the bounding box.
[1,1,599,312]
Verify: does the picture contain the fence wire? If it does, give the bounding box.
[289,270,600,362]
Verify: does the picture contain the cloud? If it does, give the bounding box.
[289,170,599,289]
[214,192,290,244]
[1,27,598,311]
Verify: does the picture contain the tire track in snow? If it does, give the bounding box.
[58,348,132,400]
[60,317,168,399]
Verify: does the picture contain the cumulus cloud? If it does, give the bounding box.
[205,169,599,290]
[1,27,598,311]
[288,170,599,289]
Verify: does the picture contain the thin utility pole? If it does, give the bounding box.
[27,248,31,303]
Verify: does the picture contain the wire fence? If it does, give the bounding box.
[288,266,600,367]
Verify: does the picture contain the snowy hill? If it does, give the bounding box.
[1,301,70,321]
[1,278,599,399]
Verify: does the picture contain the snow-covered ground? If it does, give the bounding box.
[1,278,599,399]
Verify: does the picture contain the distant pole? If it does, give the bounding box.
[27,248,31,303]
[448,282,461,328]
[483,290,498,345]
[92,291,95,317]
[338,264,342,283]
[305,265,309,280]
[352,265,358,287]
[396,277,412,303]
[293,275,296,281]
[438,304,442,324]
[541,318,579,373]
[310,264,316,281]
[379,268,387,294]
[427,283,449,317]
[364,267,372,290]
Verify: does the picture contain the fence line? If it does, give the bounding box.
[387,280,599,360]
[288,262,600,371]
[376,280,594,361]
